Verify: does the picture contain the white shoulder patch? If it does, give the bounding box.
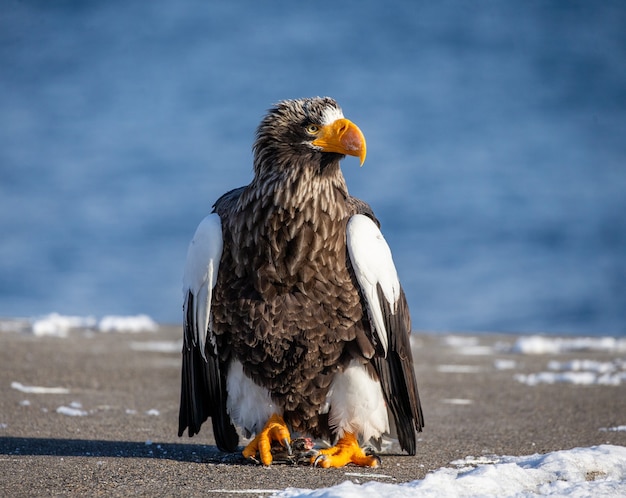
[182,213,223,360]
[346,214,401,357]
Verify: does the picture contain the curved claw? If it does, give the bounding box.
[282,438,292,456]
[312,453,326,468]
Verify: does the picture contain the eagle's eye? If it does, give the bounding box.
[305,124,320,135]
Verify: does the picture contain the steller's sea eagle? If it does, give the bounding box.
[179,97,423,468]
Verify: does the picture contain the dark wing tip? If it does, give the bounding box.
[179,291,239,451]
[372,285,424,455]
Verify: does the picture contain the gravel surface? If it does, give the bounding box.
[1,326,625,496]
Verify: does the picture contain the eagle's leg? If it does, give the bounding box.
[242,414,291,466]
[311,432,381,468]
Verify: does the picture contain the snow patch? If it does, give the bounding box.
[494,359,517,370]
[0,318,31,334]
[57,402,88,417]
[272,445,626,498]
[31,313,97,337]
[515,358,626,386]
[437,364,482,373]
[97,314,158,333]
[443,335,495,355]
[11,381,70,394]
[344,472,394,480]
[548,358,625,374]
[26,313,158,336]
[451,455,502,466]
[458,345,496,355]
[130,340,180,353]
[512,336,626,355]
[600,426,626,432]
[444,336,479,348]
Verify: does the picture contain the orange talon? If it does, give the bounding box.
[242,414,291,466]
[311,432,380,468]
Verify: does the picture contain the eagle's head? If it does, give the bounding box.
[252,97,367,177]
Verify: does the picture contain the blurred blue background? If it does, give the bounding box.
[1,1,625,335]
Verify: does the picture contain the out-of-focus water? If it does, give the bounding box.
[1,1,625,335]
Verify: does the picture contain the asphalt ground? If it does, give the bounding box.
[1,325,625,496]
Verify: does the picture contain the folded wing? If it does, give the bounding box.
[178,214,238,451]
[346,214,424,454]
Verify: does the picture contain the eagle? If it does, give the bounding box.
[178,97,423,468]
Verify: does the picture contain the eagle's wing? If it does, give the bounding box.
[346,214,424,454]
[178,213,238,451]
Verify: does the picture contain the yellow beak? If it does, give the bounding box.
[311,118,367,166]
